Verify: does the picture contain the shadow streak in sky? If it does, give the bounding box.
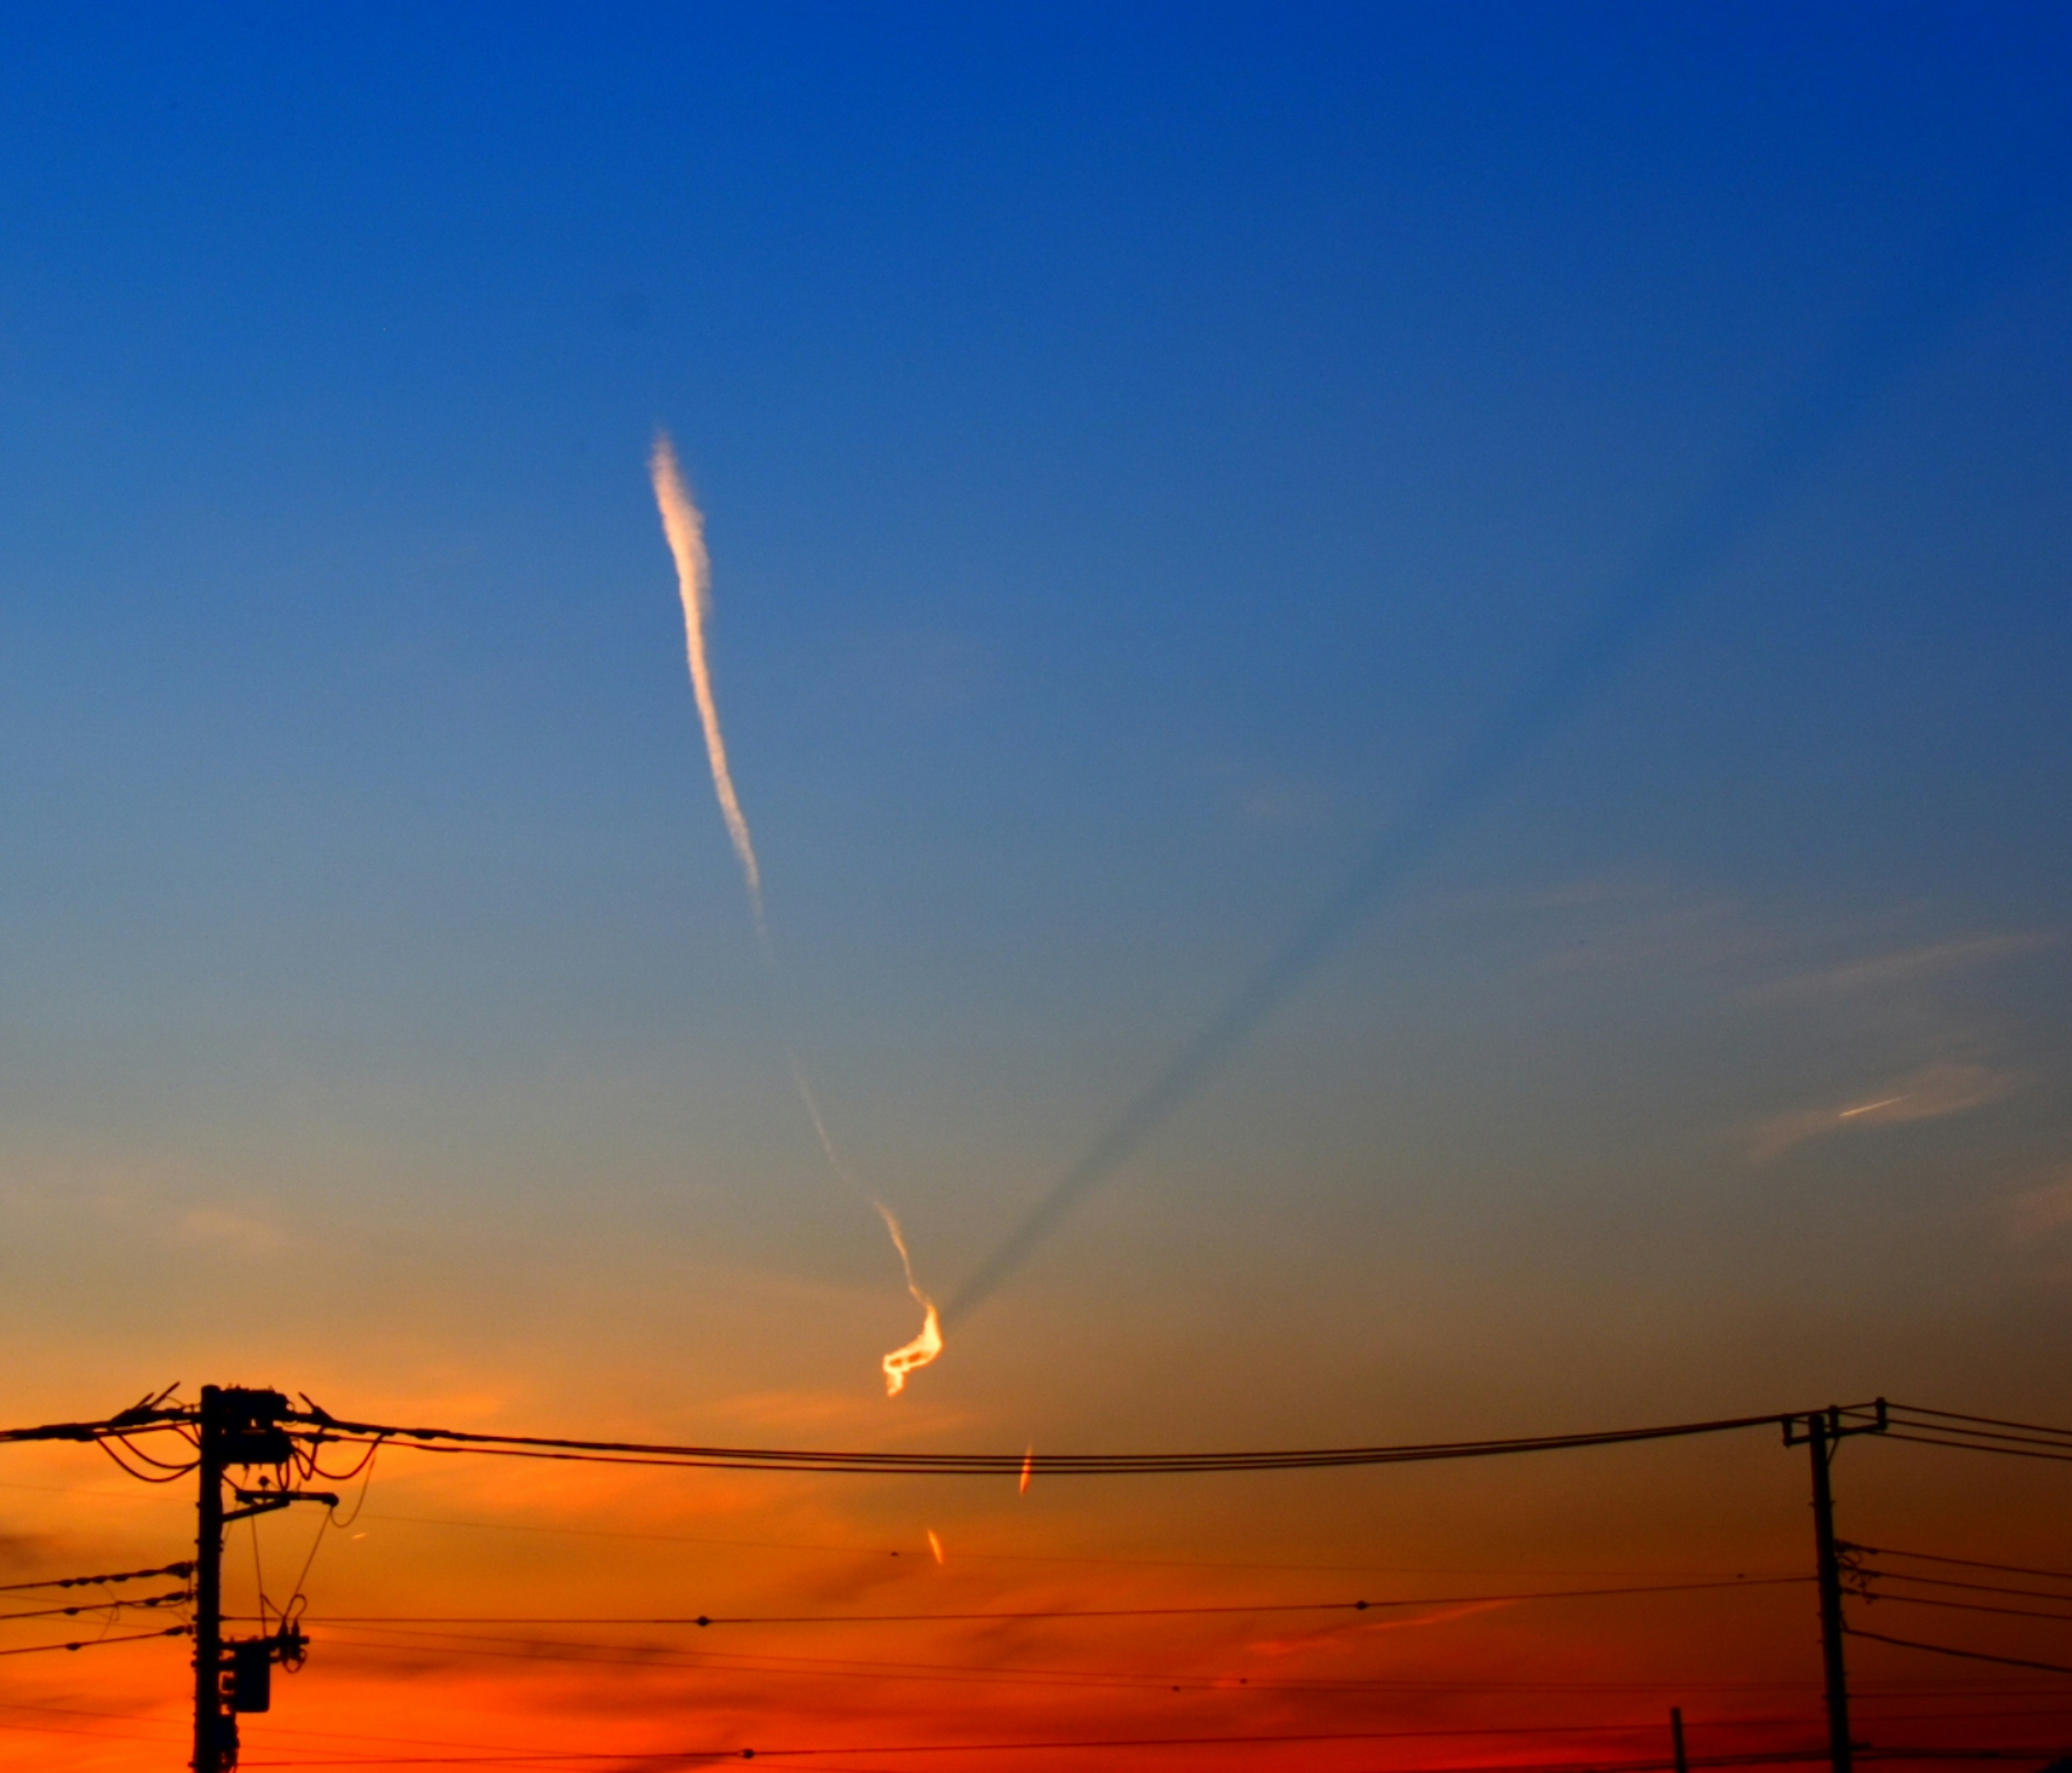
[945,135,2068,1329]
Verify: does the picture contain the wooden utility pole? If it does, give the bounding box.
[191,1385,229,1773]
[1784,1402,1885,1773]
[190,1387,326,1772]
[1808,1410,1853,1773]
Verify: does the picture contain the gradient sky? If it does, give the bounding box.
[3,6,2072,1768]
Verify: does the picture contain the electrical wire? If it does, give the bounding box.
[268,1402,1887,1477]
[1847,1625,2072,1677]
[295,1627,1959,1694]
[1878,1431,2072,1466]
[94,1436,199,1484]
[0,1624,189,1659]
[266,1574,1807,1630]
[1855,1591,2072,1627]
[52,1391,2072,1487]
[1853,1545,2072,1584]
[0,1560,193,1595]
[345,1505,1755,1580]
[0,1588,187,1625]
[212,1742,2070,1769]
[1862,1568,2072,1604]
[1891,1404,2072,1439]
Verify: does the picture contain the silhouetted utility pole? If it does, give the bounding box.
[192,1387,229,1773]
[1670,1706,1689,1773]
[1785,1402,1887,1773]
[191,1387,332,1773]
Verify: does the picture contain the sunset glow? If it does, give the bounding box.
[3,10,2070,1772]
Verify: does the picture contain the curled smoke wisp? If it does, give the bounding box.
[945,141,2067,1329]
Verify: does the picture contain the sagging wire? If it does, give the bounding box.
[0,1625,190,1660]
[292,1395,385,1487]
[0,1562,193,1597]
[268,1443,378,1643]
[0,1591,186,1626]
[94,1437,196,1486]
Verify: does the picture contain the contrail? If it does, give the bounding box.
[789,1055,944,1396]
[649,432,943,1394]
[944,135,2066,1330]
[651,432,764,934]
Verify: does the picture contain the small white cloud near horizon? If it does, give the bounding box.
[1748,1059,2018,1162]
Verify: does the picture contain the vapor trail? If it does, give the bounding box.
[789,1056,944,1396]
[649,433,942,1393]
[651,432,764,934]
[945,141,2063,1330]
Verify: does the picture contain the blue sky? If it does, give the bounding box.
[1,5,2069,1444]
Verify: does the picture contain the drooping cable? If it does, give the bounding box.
[0,1590,188,1625]
[267,1402,1887,1477]
[1847,1623,2072,1677]
[0,1561,193,1596]
[0,1625,189,1660]
[270,1573,1808,1629]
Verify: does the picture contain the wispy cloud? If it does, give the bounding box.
[1748,1060,2018,1161]
[173,1206,298,1255]
[1745,932,2055,1003]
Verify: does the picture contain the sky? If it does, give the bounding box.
[2,4,2072,1767]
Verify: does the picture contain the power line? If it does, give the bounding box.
[0,1587,187,1624]
[1853,1545,2072,1584]
[1864,1568,2072,1605]
[258,1401,1891,1477]
[348,1506,1750,1580]
[43,1394,2069,1483]
[1891,1404,2072,1440]
[1882,1432,2072,1466]
[1855,1591,2072,1627]
[0,1559,193,1595]
[308,1627,1873,1694]
[0,1623,190,1659]
[1847,1626,2072,1677]
[223,1745,2071,1770]
[275,1574,1807,1629]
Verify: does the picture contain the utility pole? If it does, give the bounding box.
[192,1386,229,1773]
[191,1387,333,1773]
[1784,1402,1886,1773]
[1670,1706,1689,1773]
[1808,1411,1852,1773]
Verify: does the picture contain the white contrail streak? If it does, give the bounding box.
[789,1055,944,1396]
[650,431,764,934]
[649,432,941,1395]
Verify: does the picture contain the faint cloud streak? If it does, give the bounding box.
[1746,932,2054,1003]
[1748,1061,2016,1161]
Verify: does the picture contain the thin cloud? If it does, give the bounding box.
[1746,932,2055,1003]
[1748,1060,2017,1161]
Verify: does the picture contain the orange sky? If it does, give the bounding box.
[6,7,2072,1767]
[5,1374,2072,1770]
